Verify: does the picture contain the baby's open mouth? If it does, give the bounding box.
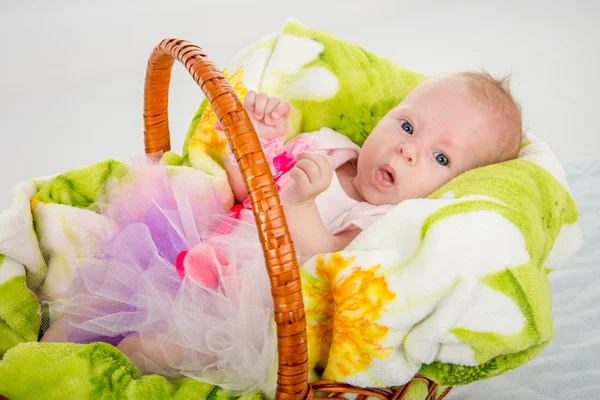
[375,166,395,188]
[383,168,394,183]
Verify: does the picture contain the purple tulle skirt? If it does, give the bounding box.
[48,159,276,394]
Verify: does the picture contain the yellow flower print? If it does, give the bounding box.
[189,67,248,166]
[302,254,353,377]
[303,253,396,381]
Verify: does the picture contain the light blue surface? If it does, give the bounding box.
[451,157,600,399]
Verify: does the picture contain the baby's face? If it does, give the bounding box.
[354,73,506,206]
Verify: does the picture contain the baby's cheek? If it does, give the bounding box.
[421,172,453,197]
[396,181,429,202]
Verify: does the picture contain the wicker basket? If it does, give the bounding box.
[143,38,452,400]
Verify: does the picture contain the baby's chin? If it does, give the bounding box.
[368,187,440,205]
[357,179,431,205]
[363,191,408,206]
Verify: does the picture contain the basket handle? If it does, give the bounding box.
[144,39,311,400]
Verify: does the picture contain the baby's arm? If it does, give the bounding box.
[281,152,361,257]
[224,91,290,203]
[284,200,361,257]
[224,92,357,256]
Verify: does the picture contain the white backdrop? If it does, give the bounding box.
[0,0,598,207]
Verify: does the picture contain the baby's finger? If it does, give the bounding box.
[244,91,256,110]
[294,152,333,176]
[313,154,335,179]
[264,97,281,117]
[292,152,318,170]
[294,158,320,185]
[292,152,314,161]
[254,92,269,119]
[272,102,290,119]
[288,166,310,190]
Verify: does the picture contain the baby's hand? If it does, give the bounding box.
[244,90,291,141]
[283,152,335,206]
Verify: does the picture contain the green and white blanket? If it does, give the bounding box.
[0,19,580,400]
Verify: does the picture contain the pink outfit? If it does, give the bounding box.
[281,128,394,235]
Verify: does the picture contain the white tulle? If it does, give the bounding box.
[48,159,276,394]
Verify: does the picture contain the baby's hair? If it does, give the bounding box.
[458,70,523,162]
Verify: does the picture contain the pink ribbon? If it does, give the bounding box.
[214,118,310,213]
[239,139,309,210]
[271,139,309,190]
[272,151,297,180]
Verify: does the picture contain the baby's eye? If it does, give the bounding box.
[434,152,449,166]
[399,119,413,135]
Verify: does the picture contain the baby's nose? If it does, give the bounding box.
[397,144,417,165]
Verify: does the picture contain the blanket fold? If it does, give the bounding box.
[301,146,580,387]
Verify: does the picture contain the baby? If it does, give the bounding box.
[42,70,523,389]
[228,71,523,259]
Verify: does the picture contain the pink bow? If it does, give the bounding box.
[272,150,297,180]
[175,244,230,288]
[240,141,307,210]
[270,140,309,190]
